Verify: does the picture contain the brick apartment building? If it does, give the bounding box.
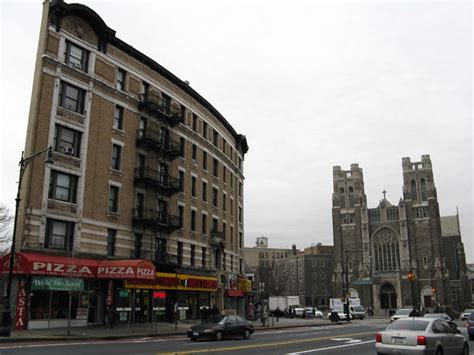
[2,0,248,330]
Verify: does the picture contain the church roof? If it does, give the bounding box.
[440,216,460,237]
[378,199,393,207]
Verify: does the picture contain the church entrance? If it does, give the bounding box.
[380,283,397,309]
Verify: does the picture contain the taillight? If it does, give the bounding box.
[417,335,426,345]
[376,332,382,343]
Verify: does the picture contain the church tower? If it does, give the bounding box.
[332,164,368,299]
[402,155,447,309]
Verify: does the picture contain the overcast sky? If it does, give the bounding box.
[1,1,472,262]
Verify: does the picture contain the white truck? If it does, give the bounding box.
[329,298,364,320]
[269,296,300,313]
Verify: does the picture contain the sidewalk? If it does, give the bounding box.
[0,317,342,343]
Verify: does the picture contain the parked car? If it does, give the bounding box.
[467,311,474,340]
[389,308,419,322]
[314,308,323,318]
[375,318,469,355]
[327,309,351,321]
[423,313,452,322]
[460,308,474,321]
[350,305,366,320]
[187,315,254,341]
[293,306,305,318]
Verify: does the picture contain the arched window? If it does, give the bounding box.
[339,187,346,208]
[420,178,427,201]
[348,186,355,207]
[410,180,417,201]
[372,229,400,272]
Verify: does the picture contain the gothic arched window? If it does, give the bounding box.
[348,186,355,208]
[372,229,400,272]
[339,187,346,208]
[410,180,417,201]
[420,178,427,201]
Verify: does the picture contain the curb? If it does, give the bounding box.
[0,321,346,344]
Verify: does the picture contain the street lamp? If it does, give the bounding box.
[343,249,362,321]
[1,146,53,336]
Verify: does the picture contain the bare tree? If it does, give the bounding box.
[0,203,13,253]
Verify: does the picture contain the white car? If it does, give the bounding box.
[327,309,351,320]
[390,308,418,322]
[314,308,323,318]
[460,309,474,321]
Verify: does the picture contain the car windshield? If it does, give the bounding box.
[203,316,226,324]
[353,306,365,311]
[387,319,429,331]
[395,309,412,316]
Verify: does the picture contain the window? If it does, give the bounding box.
[320,271,326,279]
[65,40,88,71]
[202,213,207,235]
[45,219,74,251]
[386,207,399,221]
[238,157,242,170]
[321,285,326,292]
[107,229,116,256]
[223,166,227,183]
[177,241,183,266]
[113,105,124,131]
[342,213,354,224]
[423,256,428,267]
[191,244,196,267]
[178,171,185,192]
[420,178,427,201]
[178,205,184,228]
[135,193,144,217]
[230,226,234,245]
[239,232,243,248]
[202,121,208,139]
[111,144,122,170]
[416,207,428,219]
[192,144,197,161]
[213,129,219,146]
[213,158,218,177]
[202,181,208,202]
[58,81,85,114]
[348,186,355,207]
[312,260,317,267]
[162,94,171,114]
[192,114,197,131]
[373,229,400,272]
[410,180,417,200]
[223,252,226,270]
[312,272,317,280]
[212,218,218,234]
[230,198,234,216]
[231,255,234,271]
[179,137,185,158]
[238,206,243,223]
[191,209,196,231]
[54,124,81,157]
[230,173,234,188]
[451,290,457,301]
[212,187,218,207]
[202,151,208,170]
[49,170,77,203]
[222,222,227,240]
[222,193,227,211]
[117,68,126,91]
[191,176,196,197]
[238,182,242,197]
[134,234,142,258]
[369,209,381,223]
[202,247,207,268]
[108,185,119,213]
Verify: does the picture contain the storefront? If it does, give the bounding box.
[124,272,217,322]
[0,253,155,330]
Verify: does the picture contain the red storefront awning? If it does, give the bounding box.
[0,252,97,278]
[225,289,244,297]
[1,253,156,280]
[97,259,156,280]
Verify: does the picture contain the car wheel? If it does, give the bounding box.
[462,343,469,355]
[243,329,251,339]
[435,346,443,355]
[215,331,223,341]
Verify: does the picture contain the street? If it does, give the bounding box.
[1,318,472,355]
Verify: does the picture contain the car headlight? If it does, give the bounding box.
[188,328,193,332]
[204,329,215,333]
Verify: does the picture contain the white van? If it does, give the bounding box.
[349,305,366,320]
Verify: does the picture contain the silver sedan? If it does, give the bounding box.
[375,318,469,355]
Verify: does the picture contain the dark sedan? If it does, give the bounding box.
[187,315,254,341]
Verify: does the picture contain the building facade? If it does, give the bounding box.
[3,0,248,329]
[332,155,471,313]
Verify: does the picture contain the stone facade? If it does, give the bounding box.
[332,155,471,313]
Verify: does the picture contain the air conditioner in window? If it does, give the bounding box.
[71,62,83,70]
[62,147,74,155]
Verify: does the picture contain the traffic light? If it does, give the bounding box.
[408,271,415,282]
[432,288,436,294]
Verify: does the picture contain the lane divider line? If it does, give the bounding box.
[286,340,376,354]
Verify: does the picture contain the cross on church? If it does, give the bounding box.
[382,189,387,199]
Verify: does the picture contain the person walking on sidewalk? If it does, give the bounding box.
[106,306,116,329]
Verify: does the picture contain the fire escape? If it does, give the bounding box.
[133,90,184,269]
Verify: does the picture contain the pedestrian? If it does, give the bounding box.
[276,307,281,322]
[210,304,220,321]
[106,306,115,329]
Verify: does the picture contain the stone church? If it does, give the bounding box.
[332,155,471,313]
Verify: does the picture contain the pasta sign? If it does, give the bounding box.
[15,278,28,330]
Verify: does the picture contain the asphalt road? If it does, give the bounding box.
[0,319,472,355]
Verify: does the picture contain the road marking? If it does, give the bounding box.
[286,340,375,354]
[156,331,376,354]
[330,337,362,343]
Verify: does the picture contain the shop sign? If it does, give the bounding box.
[31,277,84,291]
[96,260,155,280]
[238,277,252,293]
[14,278,28,330]
[106,280,114,307]
[124,272,218,291]
[76,308,88,320]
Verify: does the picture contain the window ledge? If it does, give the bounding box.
[107,212,120,218]
[109,169,122,177]
[112,128,125,136]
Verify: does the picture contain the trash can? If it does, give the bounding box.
[330,310,339,322]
